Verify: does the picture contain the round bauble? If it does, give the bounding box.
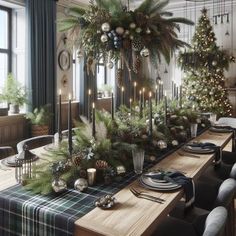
[157,140,167,149]
[101,34,108,43]
[172,140,179,146]
[146,28,151,34]
[129,35,134,40]
[116,27,125,35]
[101,22,110,32]
[135,27,142,33]
[116,165,126,175]
[209,91,214,95]
[212,60,217,66]
[106,61,114,69]
[52,178,67,193]
[140,47,149,57]
[129,22,136,29]
[74,178,88,192]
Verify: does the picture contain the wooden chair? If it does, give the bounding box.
[17,135,54,153]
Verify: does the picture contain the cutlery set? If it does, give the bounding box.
[130,187,165,204]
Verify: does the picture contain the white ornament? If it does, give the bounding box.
[101,22,110,32]
[146,28,151,34]
[52,178,67,193]
[140,47,149,57]
[116,27,125,35]
[129,23,136,29]
[135,27,142,33]
[101,34,108,43]
[130,35,134,40]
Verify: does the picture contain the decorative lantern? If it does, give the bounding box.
[15,145,34,185]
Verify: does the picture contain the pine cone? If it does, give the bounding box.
[95,160,108,169]
[73,154,83,166]
[133,55,141,74]
[132,38,143,52]
[116,68,123,88]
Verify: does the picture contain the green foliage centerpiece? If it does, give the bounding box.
[59,0,193,84]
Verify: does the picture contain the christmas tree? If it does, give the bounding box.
[179,8,235,116]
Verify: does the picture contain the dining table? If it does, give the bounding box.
[0,129,233,236]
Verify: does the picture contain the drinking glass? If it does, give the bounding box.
[190,123,198,138]
[132,149,145,174]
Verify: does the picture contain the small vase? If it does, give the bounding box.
[190,123,198,138]
[9,104,19,114]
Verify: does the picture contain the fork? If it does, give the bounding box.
[130,187,164,203]
[177,151,200,159]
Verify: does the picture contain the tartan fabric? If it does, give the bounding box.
[0,171,140,236]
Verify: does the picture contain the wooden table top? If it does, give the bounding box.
[0,130,233,236]
[74,131,233,236]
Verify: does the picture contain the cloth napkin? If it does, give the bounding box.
[188,142,222,167]
[146,171,195,208]
[164,172,195,208]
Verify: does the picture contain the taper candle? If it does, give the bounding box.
[92,102,96,138]
[155,85,158,106]
[68,94,72,156]
[161,81,164,100]
[111,90,114,120]
[129,98,132,115]
[121,86,124,106]
[58,89,62,141]
[88,89,92,122]
[164,91,167,125]
[172,81,174,100]
[142,87,145,108]
[149,92,153,137]
[139,90,143,118]
[133,81,137,102]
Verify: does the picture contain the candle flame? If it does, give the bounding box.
[155,85,158,90]
[164,91,167,97]
[139,90,142,94]
[130,98,132,103]
[92,102,95,109]
[149,92,152,97]
[134,81,137,87]
[142,87,145,92]
[121,86,124,92]
[58,89,62,95]
[68,94,72,100]
[88,89,91,95]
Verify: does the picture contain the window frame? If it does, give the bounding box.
[0,5,12,73]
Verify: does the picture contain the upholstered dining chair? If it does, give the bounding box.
[216,117,236,128]
[17,135,54,153]
[0,146,15,159]
[152,206,227,236]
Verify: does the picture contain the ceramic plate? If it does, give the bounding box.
[182,145,215,154]
[209,127,232,133]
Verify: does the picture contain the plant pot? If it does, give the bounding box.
[0,108,8,116]
[31,125,49,137]
[9,104,19,114]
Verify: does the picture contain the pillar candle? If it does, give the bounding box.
[149,92,153,137]
[92,102,96,138]
[68,94,73,156]
[58,89,62,141]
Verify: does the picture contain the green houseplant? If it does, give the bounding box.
[0,73,28,114]
[25,106,52,137]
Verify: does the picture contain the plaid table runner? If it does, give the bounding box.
[0,171,140,236]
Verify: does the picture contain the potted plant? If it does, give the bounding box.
[25,105,52,137]
[0,73,28,114]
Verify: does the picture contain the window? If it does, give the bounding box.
[0,6,11,88]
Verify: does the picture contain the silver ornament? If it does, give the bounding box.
[115,27,125,35]
[101,22,110,32]
[116,165,126,175]
[140,47,150,57]
[52,178,67,193]
[212,60,217,66]
[129,23,136,29]
[146,28,151,34]
[106,61,114,69]
[74,178,88,192]
[171,140,179,146]
[157,140,167,149]
[135,27,142,33]
[101,34,108,43]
